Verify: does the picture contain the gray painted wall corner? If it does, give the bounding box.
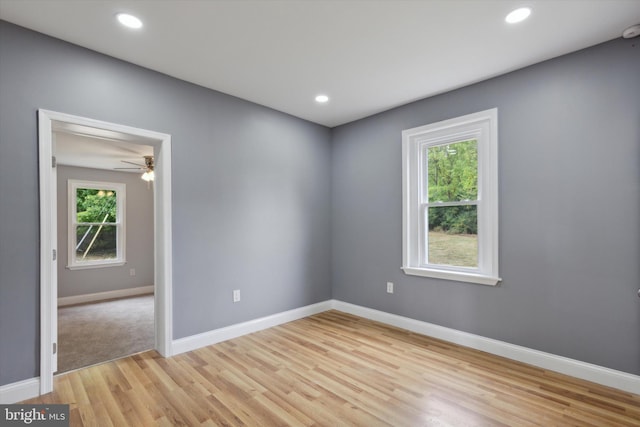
[330,37,640,375]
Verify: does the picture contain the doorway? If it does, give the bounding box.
[55,133,155,372]
[38,109,173,394]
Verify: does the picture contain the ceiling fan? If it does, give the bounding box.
[115,155,155,181]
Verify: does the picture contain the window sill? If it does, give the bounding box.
[401,266,501,286]
[67,261,126,271]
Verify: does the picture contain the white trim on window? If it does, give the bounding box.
[402,108,500,286]
[67,179,126,270]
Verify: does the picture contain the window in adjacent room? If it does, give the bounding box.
[67,180,126,269]
[402,108,500,285]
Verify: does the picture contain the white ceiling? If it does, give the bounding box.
[1,1,639,127]
[50,117,159,172]
[55,130,153,172]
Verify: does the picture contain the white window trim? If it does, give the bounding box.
[402,108,500,286]
[67,179,126,270]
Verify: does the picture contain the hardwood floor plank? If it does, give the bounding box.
[119,387,159,426]
[256,390,316,426]
[23,310,640,426]
[203,392,249,426]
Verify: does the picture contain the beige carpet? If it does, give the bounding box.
[57,294,154,373]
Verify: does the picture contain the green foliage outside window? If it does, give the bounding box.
[76,189,117,223]
[427,140,478,234]
[75,188,117,257]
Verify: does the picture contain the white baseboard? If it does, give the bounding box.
[58,285,154,307]
[330,300,640,396]
[172,300,333,356]
[0,377,40,404]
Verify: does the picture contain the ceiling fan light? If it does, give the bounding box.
[141,170,155,182]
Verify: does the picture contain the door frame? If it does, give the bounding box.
[38,109,173,394]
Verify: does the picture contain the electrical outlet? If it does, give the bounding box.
[129,268,136,277]
[233,289,241,303]
[386,282,394,294]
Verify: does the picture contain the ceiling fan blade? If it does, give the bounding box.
[114,167,143,170]
[121,160,145,167]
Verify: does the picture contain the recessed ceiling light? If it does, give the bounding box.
[505,7,531,24]
[116,13,143,29]
[315,95,329,103]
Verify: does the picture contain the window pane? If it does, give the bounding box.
[76,188,117,223]
[75,225,117,261]
[427,205,477,268]
[427,140,477,203]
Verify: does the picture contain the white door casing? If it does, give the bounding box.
[38,109,173,394]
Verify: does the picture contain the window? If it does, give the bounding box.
[402,108,500,285]
[67,180,126,269]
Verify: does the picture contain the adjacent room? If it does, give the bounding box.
[0,1,639,425]
[55,133,156,373]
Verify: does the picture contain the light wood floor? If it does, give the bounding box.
[25,310,640,426]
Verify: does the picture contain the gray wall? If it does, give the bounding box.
[57,165,154,298]
[0,21,332,386]
[331,37,640,375]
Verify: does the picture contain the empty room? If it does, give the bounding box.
[0,1,639,426]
